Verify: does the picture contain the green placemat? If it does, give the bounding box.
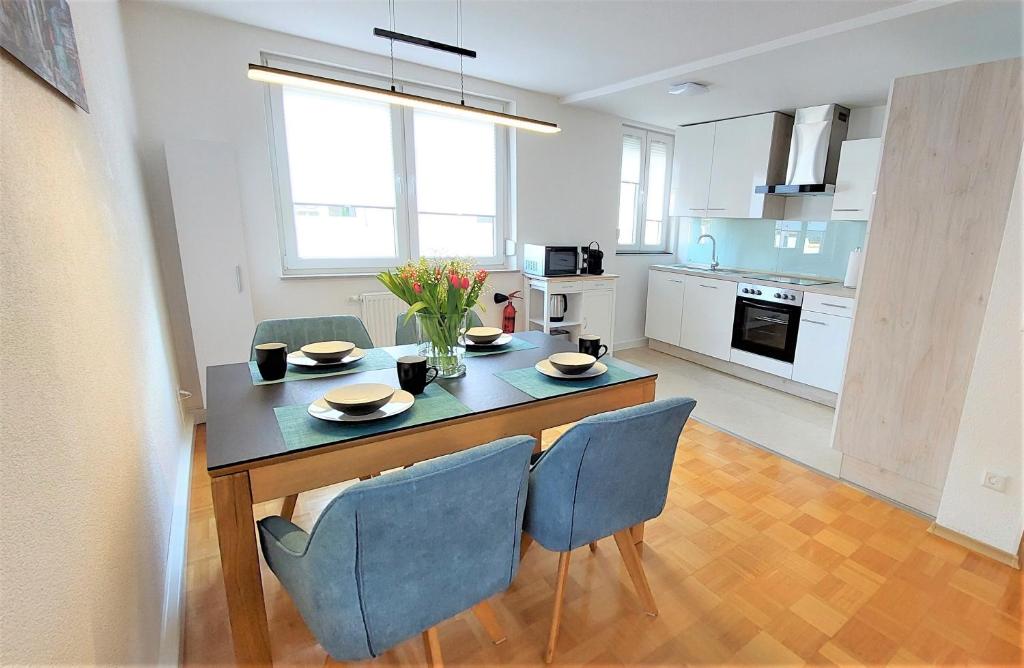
[383,335,538,360]
[273,383,472,451]
[494,358,641,399]
[249,347,396,385]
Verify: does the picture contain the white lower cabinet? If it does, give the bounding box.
[581,289,614,344]
[644,270,686,345]
[792,311,853,392]
[679,274,735,360]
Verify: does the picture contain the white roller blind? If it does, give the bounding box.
[413,110,496,215]
[282,87,396,208]
[621,133,642,183]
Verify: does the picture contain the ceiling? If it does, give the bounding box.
[161,0,1022,127]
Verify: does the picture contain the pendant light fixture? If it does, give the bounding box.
[247,0,560,134]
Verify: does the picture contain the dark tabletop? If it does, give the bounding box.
[205,331,656,471]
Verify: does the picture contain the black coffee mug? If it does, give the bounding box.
[397,355,439,395]
[578,335,608,360]
[254,342,288,381]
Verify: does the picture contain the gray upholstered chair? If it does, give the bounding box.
[250,314,374,360]
[394,310,484,346]
[258,435,535,665]
[521,397,697,663]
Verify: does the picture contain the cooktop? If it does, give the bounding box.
[742,273,836,287]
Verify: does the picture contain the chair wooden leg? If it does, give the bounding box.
[630,522,645,555]
[544,551,572,664]
[281,494,298,521]
[472,600,506,645]
[520,533,534,561]
[613,529,658,617]
[422,626,444,667]
[589,541,598,553]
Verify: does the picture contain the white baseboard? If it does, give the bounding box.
[158,416,196,667]
[614,337,649,351]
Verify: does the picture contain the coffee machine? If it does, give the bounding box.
[580,241,604,275]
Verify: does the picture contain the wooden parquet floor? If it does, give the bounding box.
[184,421,1023,666]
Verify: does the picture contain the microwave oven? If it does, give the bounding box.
[523,244,579,276]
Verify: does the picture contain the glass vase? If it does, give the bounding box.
[415,311,467,378]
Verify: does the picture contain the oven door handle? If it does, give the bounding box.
[751,315,788,325]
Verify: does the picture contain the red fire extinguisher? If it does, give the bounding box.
[494,291,521,334]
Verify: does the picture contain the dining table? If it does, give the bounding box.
[206,330,657,665]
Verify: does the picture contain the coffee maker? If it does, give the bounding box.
[580,241,604,275]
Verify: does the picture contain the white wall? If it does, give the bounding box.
[936,159,1023,555]
[847,104,887,140]
[120,3,663,401]
[0,0,192,663]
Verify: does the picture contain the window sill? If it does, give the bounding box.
[279,267,522,280]
[615,251,674,256]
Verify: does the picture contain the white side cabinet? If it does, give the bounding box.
[644,270,685,345]
[523,274,619,352]
[830,138,881,221]
[679,274,736,360]
[792,294,856,392]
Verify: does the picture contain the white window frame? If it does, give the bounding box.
[263,53,511,274]
[616,126,674,253]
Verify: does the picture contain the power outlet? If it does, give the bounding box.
[982,471,1007,493]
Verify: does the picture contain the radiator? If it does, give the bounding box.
[356,292,407,347]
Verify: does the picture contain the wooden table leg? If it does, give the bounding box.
[212,472,273,666]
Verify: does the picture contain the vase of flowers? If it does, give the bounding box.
[378,258,489,378]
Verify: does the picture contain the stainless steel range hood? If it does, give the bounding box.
[756,104,849,196]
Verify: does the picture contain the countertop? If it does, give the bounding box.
[650,264,857,299]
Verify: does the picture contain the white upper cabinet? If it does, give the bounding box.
[830,138,881,221]
[679,274,736,360]
[670,112,791,219]
[645,270,685,345]
[668,123,715,218]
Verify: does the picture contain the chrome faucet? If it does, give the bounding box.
[697,233,719,271]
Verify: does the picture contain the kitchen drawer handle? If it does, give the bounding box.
[669,279,684,283]
[832,208,863,212]
[706,208,727,211]
[801,319,828,326]
[688,208,704,211]
[820,302,849,309]
[698,284,718,289]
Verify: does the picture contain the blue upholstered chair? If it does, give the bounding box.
[522,397,697,662]
[258,435,535,665]
[394,310,484,346]
[249,315,375,520]
[249,314,374,360]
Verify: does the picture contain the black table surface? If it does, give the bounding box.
[205,331,656,471]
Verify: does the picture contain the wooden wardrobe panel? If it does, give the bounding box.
[833,58,1023,514]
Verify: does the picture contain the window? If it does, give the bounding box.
[616,127,674,252]
[265,56,510,273]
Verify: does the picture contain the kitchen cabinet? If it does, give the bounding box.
[644,270,685,345]
[668,123,715,218]
[830,138,881,221]
[679,274,736,360]
[670,112,791,219]
[581,289,614,344]
[792,310,853,393]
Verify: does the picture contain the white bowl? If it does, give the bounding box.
[464,326,504,344]
[301,340,355,363]
[324,383,395,415]
[548,352,597,375]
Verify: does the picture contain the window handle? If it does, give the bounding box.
[234,265,243,293]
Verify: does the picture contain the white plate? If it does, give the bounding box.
[535,359,608,380]
[459,333,513,347]
[307,389,415,422]
[288,348,366,368]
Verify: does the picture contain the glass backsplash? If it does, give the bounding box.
[679,217,867,279]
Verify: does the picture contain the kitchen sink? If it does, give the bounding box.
[667,264,747,276]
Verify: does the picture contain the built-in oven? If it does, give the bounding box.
[731,283,803,364]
